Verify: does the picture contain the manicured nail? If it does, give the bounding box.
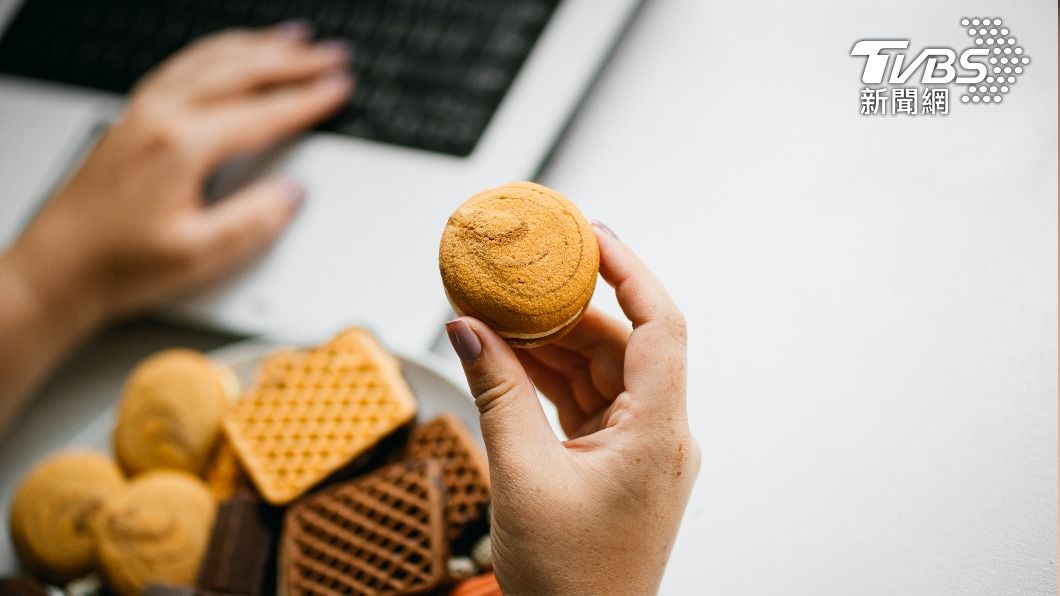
[273,19,311,40]
[316,39,352,61]
[591,220,619,240]
[446,319,482,362]
[282,177,306,209]
[319,70,353,90]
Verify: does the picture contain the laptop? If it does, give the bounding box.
[0,0,641,355]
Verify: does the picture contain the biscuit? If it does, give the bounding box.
[8,450,125,583]
[223,328,418,505]
[282,460,448,595]
[439,181,599,347]
[202,438,250,501]
[93,471,216,596]
[114,349,236,476]
[403,414,490,540]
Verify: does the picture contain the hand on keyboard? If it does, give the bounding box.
[0,24,353,429]
[17,23,352,319]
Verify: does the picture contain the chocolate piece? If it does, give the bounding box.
[196,495,276,596]
[0,576,48,596]
[282,460,448,595]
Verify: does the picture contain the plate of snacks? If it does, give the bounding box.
[1,328,500,596]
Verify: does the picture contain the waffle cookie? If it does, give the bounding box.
[223,329,418,505]
[403,414,490,540]
[282,460,448,596]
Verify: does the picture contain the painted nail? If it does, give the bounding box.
[316,39,352,61]
[273,19,311,40]
[446,319,482,362]
[319,70,353,90]
[591,220,619,240]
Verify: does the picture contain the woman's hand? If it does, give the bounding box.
[10,23,352,323]
[446,224,700,596]
[0,24,352,433]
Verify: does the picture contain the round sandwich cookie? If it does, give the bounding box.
[114,349,238,476]
[9,450,126,583]
[439,181,599,347]
[93,470,216,596]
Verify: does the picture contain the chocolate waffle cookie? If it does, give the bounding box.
[403,414,490,540]
[282,460,448,596]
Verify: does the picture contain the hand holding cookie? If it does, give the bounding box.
[445,216,700,595]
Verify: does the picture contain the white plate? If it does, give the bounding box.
[0,339,480,575]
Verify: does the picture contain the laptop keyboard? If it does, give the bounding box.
[0,0,560,156]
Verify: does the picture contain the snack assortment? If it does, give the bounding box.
[439,181,600,347]
[5,328,496,595]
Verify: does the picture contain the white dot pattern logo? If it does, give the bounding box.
[962,17,1029,106]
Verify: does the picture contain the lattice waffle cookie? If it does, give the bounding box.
[223,329,418,505]
[403,414,490,540]
[282,460,448,595]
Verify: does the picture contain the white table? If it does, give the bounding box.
[2,1,1057,594]
[536,1,1057,594]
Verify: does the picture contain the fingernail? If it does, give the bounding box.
[319,70,353,90]
[446,319,482,363]
[316,40,352,61]
[273,19,311,40]
[282,177,306,209]
[591,220,619,240]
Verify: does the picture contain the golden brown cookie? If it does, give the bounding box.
[201,438,250,501]
[8,450,126,583]
[114,349,237,476]
[439,181,599,347]
[93,470,216,596]
[223,328,418,505]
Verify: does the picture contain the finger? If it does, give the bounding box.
[593,223,688,405]
[594,223,683,331]
[551,307,629,357]
[195,71,352,167]
[513,350,587,437]
[142,24,317,100]
[520,345,612,415]
[180,175,305,282]
[191,38,351,103]
[445,317,560,475]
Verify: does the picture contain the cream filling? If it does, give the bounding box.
[444,286,584,340]
[496,307,584,340]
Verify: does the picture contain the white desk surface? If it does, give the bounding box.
[2,1,1057,594]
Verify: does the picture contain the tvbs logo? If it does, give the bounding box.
[851,40,987,85]
[850,18,1030,113]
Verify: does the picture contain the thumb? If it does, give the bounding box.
[445,317,559,469]
[186,175,304,279]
